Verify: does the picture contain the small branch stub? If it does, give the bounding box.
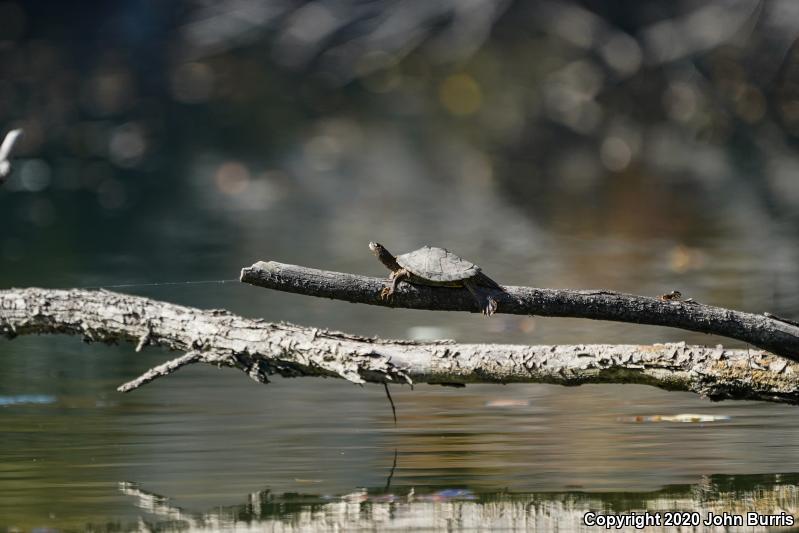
[118,351,203,392]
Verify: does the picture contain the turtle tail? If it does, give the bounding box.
[474,271,503,291]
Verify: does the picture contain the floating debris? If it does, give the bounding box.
[485,399,530,408]
[619,413,731,423]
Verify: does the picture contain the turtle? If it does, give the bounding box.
[369,242,503,316]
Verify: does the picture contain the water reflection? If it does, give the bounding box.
[4,366,799,530]
[113,473,799,532]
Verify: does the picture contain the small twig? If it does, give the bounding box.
[383,382,397,425]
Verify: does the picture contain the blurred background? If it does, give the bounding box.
[4,0,799,530]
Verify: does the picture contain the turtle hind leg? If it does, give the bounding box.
[484,294,498,316]
[464,279,498,316]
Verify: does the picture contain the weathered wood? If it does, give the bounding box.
[2,288,799,404]
[240,260,799,361]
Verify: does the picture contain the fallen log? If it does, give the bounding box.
[1,288,798,404]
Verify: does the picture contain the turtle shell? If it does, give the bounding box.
[396,246,481,282]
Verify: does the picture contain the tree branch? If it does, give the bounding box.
[2,288,799,404]
[240,260,799,361]
[117,351,203,392]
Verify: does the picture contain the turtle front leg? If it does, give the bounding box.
[380,269,410,300]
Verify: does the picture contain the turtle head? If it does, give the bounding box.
[370,242,400,272]
[369,241,384,255]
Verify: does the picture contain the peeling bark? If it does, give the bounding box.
[2,288,799,404]
[241,261,799,361]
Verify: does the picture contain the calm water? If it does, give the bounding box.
[3,190,799,530]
